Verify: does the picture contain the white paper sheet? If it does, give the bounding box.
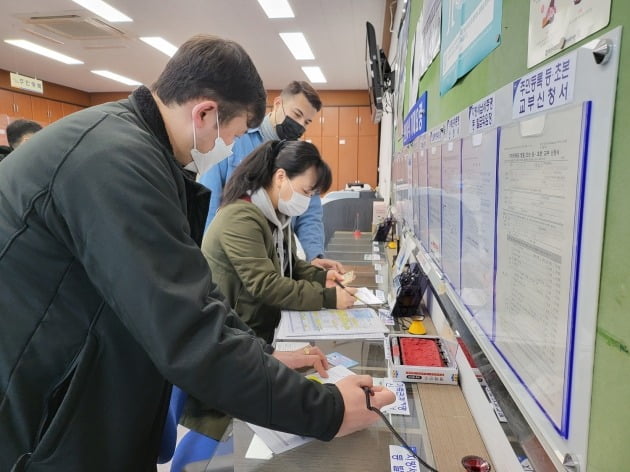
[352,287,385,306]
[427,145,442,265]
[276,308,388,340]
[246,424,312,455]
[495,103,586,428]
[461,129,498,336]
[244,434,274,459]
[440,140,462,292]
[273,341,310,352]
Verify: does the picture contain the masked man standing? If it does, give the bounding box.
[200,81,343,271]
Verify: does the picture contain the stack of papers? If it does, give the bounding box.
[353,287,385,306]
[276,307,389,340]
[247,366,410,456]
[246,366,356,455]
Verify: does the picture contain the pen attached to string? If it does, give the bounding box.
[335,280,372,306]
[362,386,439,472]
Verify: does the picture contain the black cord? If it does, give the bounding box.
[364,387,439,472]
[398,318,411,330]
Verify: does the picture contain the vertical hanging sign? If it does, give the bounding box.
[403,91,428,145]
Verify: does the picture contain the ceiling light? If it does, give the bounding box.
[279,32,315,60]
[140,37,178,57]
[301,66,326,83]
[72,0,133,22]
[257,0,294,18]
[91,70,141,86]
[4,39,83,64]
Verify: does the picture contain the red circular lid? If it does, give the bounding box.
[461,455,491,472]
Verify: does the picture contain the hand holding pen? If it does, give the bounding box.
[334,281,358,309]
[326,271,375,308]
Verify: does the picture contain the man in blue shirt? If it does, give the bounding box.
[200,81,343,271]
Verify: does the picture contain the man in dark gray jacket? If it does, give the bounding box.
[0,34,394,471]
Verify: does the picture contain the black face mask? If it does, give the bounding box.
[275,115,306,140]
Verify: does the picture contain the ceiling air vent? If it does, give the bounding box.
[25,15,126,40]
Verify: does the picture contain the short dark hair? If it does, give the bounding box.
[152,34,266,128]
[281,81,322,112]
[222,140,331,206]
[7,119,43,149]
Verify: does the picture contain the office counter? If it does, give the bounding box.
[191,232,493,472]
[228,338,433,472]
[323,236,381,268]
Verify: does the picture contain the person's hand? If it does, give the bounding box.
[335,375,396,437]
[325,270,344,287]
[272,345,329,377]
[335,285,357,309]
[311,257,345,273]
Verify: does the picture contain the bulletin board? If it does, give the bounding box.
[390,27,622,469]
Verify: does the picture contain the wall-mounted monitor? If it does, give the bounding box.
[365,21,393,124]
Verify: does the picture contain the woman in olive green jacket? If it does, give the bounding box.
[201,140,357,343]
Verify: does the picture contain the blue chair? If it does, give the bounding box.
[157,386,188,464]
[169,430,221,472]
[159,386,230,471]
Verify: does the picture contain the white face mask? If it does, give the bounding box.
[277,178,311,217]
[186,110,234,175]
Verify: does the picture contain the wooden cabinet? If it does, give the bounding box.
[30,96,47,123]
[339,107,378,137]
[0,88,85,125]
[321,107,338,137]
[322,136,339,192]
[338,107,358,137]
[0,89,33,119]
[338,107,379,190]
[49,100,64,122]
[303,109,322,139]
[13,92,33,119]
[358,106,378,135]
[338,136,358,187]
[299,105,379,192]
[0,114,9,146]
[32,96,63,124]
[62,103,82,117]
[357,135,379,189]
[0,89,14,116]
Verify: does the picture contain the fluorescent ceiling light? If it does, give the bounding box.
[257,0,294,18]
[4,39,83,65]
[91,70,141,86]
[302,66,326,83]
[279,33,314,60]
[72,0,133,22]
[140,37,178,57]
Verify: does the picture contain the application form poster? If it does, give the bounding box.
[393,153,408,226]
[495,103,588,434]
[440,0,502,94]
[427,144,442,266]
[416,135,430,251]
[411,0,441,90]
[404,151,414,228]
[461,130,498,336]
[528,0,611,67]
[412,147,420,240]
[441,140,462,292]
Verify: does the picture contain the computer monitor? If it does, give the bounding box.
[365,21,393,124]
